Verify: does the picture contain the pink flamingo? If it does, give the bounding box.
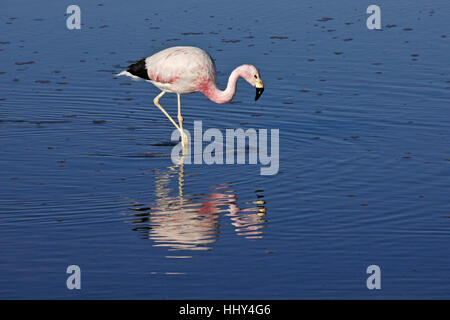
[117,46,264,146]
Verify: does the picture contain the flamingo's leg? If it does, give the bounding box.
[177,93,183,130]
[153,91,181,132]
[177,93,188,147]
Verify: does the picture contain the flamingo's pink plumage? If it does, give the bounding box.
[117,46,264,146]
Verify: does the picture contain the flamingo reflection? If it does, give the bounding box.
[129,162,267,253]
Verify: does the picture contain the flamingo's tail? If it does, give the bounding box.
[116,58,150,81]
[115,70,141,80]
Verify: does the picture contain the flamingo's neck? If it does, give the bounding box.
[203,66,246,104]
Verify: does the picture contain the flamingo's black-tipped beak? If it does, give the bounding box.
[255,87,264,101]
[255,78,264,101]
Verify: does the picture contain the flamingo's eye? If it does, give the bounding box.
[254,75,257,78]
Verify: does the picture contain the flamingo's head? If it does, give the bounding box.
[241,65,264,101]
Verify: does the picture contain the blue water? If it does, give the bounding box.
[1,0,449,299]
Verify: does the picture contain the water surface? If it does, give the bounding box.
[0,0,449,298]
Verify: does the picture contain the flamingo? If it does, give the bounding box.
[116,46,264,147]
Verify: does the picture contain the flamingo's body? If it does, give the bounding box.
[117,46,264,146]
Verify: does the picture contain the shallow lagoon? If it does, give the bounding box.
[0,0,449,298]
